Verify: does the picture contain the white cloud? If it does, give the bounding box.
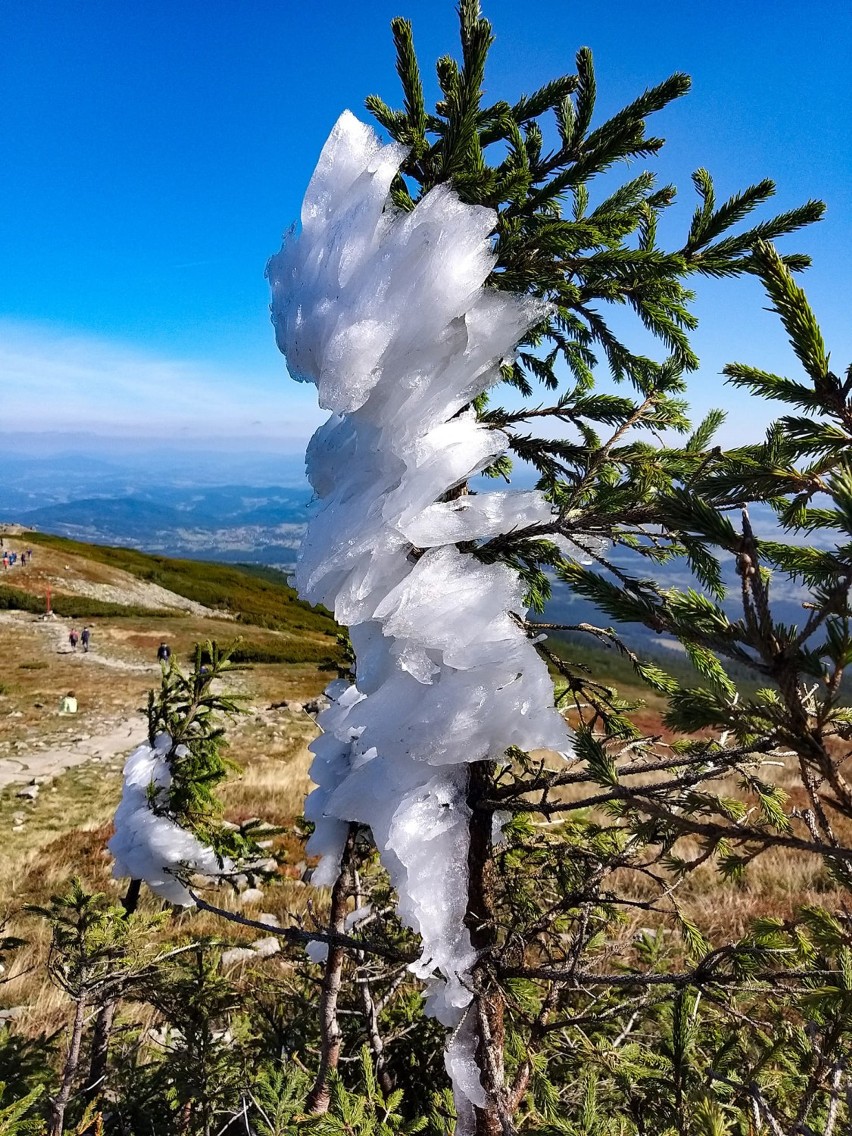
[0,318,325,442]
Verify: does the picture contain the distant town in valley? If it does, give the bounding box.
[1,438,825,661]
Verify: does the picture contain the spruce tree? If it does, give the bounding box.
[314,6,831,1134]
[138,6,845,1134]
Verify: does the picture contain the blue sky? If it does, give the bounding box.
[1,0,849,452]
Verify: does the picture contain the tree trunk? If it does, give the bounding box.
[84,998,117,1106]
[122,878,142,914]
[305,826,357,1114]
[84,878,140,1107]
[50,992,87,1136]
[465,762,509,1136]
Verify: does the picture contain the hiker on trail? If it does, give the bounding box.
[81,627,91,652]
[157,642,171,665]
[59,691,78,715]
[69,629,79,651]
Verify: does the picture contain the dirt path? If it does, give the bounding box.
[0,715,142,790]
[46,621,159,674]
[0,610,158,791]
[0,609,161,671]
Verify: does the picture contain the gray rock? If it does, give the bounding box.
[251,936,281,958]
[220,947,256,968]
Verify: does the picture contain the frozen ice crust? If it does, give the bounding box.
[109,734,229,906]
[268,111,572,1131]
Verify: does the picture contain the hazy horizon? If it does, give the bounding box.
[2,2,849,450]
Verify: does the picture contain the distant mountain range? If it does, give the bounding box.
[9,485,309,568]
[0,448,824,658]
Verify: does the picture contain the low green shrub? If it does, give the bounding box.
[22,534,338,636]
[198,640,340,667]
[0,585,171,620]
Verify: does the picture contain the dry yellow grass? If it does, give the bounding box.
[0,612,151,741]
[531,732,852,947]
[2,540,848,1052]
[0,709,321,1038]
[0,583,333,1041]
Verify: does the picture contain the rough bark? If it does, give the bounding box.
[305,826,357,1114]
[50,991,88,1136]
[84,877,140,1106]
[84,998,117,1105]
[466,762,510,1136]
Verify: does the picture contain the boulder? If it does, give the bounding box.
[220,947,256,968]
[251,936,281,958]
[239,887,264,906]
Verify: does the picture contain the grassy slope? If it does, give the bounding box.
[1,529,846,1047]
[6,531,341,666]
[0,531,336,1035]
[22,530,333,632]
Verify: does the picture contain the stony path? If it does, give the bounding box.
[0,609,161,672]
[46,620,160,674]
[0,610,155,791]
[0,602,259,793]
[0,715,143,790]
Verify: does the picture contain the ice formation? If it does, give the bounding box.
[268,111,572,1130]
[109,734,228,906]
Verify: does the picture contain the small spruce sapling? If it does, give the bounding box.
[29,881,152,1136]
[109,640,265,909]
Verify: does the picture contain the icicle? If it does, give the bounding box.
[268,110,573,1121]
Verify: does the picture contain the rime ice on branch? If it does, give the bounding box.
[109,735,228,907]
[268,111,572,1129]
